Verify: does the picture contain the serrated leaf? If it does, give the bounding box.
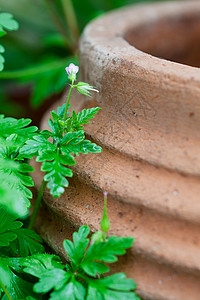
[33,269,70,293]
[26,131,76,197]
[67,139,102,155]
[61,107,101,132]
[42,154,74,197]
[0,115,38,145]
[81,236,134,277]
[87,273,139,300]
[99,273,136,291]
[61,130,85,145]
[20,134,56,159]
[50,280,86,300]
[52,103,70,119]
[63,225,90,265]
[61,131,102,156]
[22,254,64,278]
[0,135,21,160]
[86,286,103,300]
[22,226,139,300]
[76,107,101,125]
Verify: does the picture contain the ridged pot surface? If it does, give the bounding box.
[32,1,200,299]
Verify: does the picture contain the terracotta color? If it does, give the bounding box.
[32,1,200,299]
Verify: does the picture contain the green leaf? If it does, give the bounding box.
[61,130,102,156]
[0,158,34,217]
[62,107,101,132]
[0,115,38,145]
[20,134,56,159]
[81,236,134,277]
[0,206,44,256]
[41,153,74,198]
[22,227,139,300]
[0,12,19,33]
[0,181,20,218]
[76,107,101,124]
[61,130,85,145]
[98,273,136,291]
[50,280,86,300]
[0,256,40,300]
[54,103,70,119]
[0,134,20,160]
[23,255,86,299]
[10,228,44,257]
[0,12,19,71]
[0,206,22,247]
[87,273,139,300]
[33,269,70,293]
[63,225,90,265]
[63,227,134,277]
[67,139,102,155]
[21,130,76,197]
[22,254,64,278]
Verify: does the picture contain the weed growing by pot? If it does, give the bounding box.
[0,61,140,299]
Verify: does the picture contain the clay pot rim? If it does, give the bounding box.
[81,0,200,84]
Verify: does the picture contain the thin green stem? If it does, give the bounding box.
[0,58,69,79]
[61,0,79,50]
[100,192,110,240]
[45,0,74,54]
[103,193,107,214]
[63,81,74,120]
[102,195,108,240]
[0,280,12,300]
[28,179,47,230]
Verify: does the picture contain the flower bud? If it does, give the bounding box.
[76,82,99,97]
[65,63,79,82]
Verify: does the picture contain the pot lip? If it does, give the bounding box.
[80,0,200,84]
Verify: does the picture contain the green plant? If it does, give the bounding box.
[21,226,138,299]
[0,61,141,299]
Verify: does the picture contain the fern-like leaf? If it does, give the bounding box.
[20,121,101,197]
[76,107,101,125]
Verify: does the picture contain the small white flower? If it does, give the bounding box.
[65,63,79,81]
[65,63,79,75]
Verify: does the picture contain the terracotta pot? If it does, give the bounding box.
[32,1,200,299]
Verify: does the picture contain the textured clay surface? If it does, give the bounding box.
[32,1,200,299]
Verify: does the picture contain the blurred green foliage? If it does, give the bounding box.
[0,0,171,118]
